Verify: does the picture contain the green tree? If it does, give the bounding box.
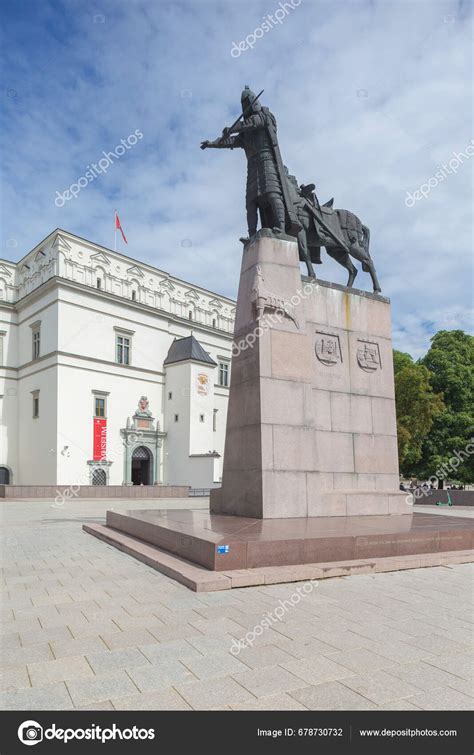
[414,331,474,486]
[393,350,444,474]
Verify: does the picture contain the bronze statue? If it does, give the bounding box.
[201,87,381,293]
[201,86,301,242]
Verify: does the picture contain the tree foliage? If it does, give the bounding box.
[415,331,474,484]
[393,350,444,472]
[394,331,474,484]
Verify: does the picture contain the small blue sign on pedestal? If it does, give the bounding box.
[217,545,230,554]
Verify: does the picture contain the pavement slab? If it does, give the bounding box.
[0,497,472,711]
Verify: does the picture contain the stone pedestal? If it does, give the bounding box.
[210,229,407,518]
[88,232,473,589]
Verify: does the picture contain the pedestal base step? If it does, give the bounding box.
[83,523,474,592]
[101,508,474,571]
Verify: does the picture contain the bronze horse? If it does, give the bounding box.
[297,195,381,293]
[285,172,381,293]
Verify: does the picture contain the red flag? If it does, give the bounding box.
[115,211,128,244]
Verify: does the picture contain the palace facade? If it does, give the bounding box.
[0,229,235,488]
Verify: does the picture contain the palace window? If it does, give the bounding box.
[33,330,40,359]
[32,390,39,419]
[114,327,134,366]
[31,322,41,360]
[95,397,106,417]
[213,408,218,432]
[218,361,229,387]
[92,390,109,418]
[116,334,131,365]
[96,278,101,289]
[0,331,5,366]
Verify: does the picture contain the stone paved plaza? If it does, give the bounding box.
[1,498,473,711]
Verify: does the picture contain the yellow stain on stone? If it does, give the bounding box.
[343,291,351,329]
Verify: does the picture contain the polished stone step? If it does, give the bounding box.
[83,521,474,592]
[101,508,474,571]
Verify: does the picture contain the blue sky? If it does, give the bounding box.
[1,0,472,357]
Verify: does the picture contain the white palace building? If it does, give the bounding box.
[0,229,236,489]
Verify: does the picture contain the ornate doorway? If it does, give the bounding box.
[121,397,166,485]
[131,445,153,485]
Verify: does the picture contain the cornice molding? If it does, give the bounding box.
[13,276,235,339]
[46,229,235,301]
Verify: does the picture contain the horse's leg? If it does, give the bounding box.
[299,228,316,279]
[367,260,381,293]
[341,252,357,287]
[360,224,381,293]
[357,246,381,292]
[346,242,381,293]
[326,246,358,287]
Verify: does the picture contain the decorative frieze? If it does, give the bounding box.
[0,231,236,332]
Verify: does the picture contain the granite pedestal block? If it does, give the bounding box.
[93,508,474,572]
[210,230,407,518]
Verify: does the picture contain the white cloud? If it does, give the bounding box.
[1,0,472,358]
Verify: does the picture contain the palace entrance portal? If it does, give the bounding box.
[131,445,153,486]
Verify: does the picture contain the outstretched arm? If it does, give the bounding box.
[200,134,241,150]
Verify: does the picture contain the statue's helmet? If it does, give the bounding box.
[241,85,261,115]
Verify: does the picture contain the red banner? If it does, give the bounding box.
[93,418,107,461]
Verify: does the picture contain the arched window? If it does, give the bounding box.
[186,302,197,322]
[95,267,106,290]
[92,468,107,486]
[211,310,220,329]
[0,467,10,484]
[129,279,140,301]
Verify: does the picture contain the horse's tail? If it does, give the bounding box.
[361,224,370,272]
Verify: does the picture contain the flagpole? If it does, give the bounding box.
[114,210,117,251]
